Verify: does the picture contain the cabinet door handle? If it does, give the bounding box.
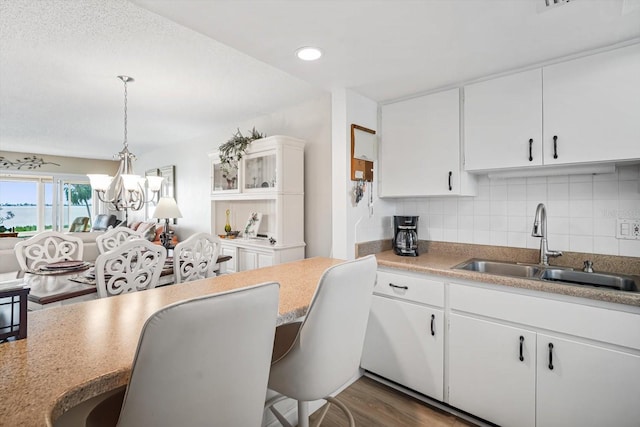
[553,135,558,159]
[528,139,533,162]
[519,336,524,362]
[430,314,435,336]
[448,171,452,191]
[548,343,554,370]
[388,283,408,290]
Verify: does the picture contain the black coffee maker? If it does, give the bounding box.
[393,216,419,256]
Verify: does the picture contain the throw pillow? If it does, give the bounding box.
[142,224,156,241]
[128,221,142,231]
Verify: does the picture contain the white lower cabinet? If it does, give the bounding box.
[220,241,303,273]
[448,314,536,427]
[220,245,237,273]
[362,296,444,399]
[361,270,445,400]
[448,282,640,427]
[536,334,640,427]
[363,269,640,427]
[238,248,273,271]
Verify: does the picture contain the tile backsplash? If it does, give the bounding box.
[396,165,640,257]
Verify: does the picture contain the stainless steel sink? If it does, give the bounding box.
[453,258,638,292]
[454,259,541,278]
[540,269,638,292]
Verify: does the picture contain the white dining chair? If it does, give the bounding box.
[14,231,83,271]
[95,227,143,254]
[94,239,166,298]
[265,255,378,427]
[173,232,221,284]
[85,282,280,427]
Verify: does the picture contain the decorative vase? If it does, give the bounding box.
[224,209,232,233]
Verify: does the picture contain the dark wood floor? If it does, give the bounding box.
[309,376,477,427]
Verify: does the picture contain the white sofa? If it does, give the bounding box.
[0,232,102,274]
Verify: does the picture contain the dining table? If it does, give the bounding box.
[0,255,233,311]
[0,257,344,426]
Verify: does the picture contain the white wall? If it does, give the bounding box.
[134,93,333,258]
[396,165,640,257]
[332,89,395,259]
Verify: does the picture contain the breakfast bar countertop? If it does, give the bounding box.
[375,250,640,308]
[0,257,344,427]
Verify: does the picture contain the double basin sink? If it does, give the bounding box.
[453,259,638,292]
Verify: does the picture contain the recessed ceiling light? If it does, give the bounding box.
[296,47,322,61]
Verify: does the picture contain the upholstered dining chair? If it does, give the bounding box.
[85,282,280,427]
[94,239,166,298]
[173,232,221,284]
[265,255,378,427]
[95,227,143,254]
[14,231,84,271]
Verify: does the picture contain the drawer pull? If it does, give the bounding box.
[388,283,408,290]
[430,314,435,336]
[548,343,554,370]
[519,336,524,362]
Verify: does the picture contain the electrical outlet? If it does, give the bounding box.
[616,219,640,240]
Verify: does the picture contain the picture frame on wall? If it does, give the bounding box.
[145,168,160,220]
[146,165,177,223]
[159,165,175,199]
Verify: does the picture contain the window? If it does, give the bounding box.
[62,182,93,229]
[0,174,93,235]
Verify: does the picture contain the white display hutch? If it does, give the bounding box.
[208,135,305,273]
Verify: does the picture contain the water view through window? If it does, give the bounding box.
[0,178,92,233]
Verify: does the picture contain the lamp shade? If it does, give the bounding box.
[146,176,164,192]
[87,174,113,191]
[152,197,183,219]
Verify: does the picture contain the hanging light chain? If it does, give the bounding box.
[123,77,128,148]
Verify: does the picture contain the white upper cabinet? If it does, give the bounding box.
[380,88,476,197]
[543,43,640,165]
[208,135,305,198]
[464,69,543,171]
[464,43,640,173]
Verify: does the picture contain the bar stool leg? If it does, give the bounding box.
[298,401,309,427]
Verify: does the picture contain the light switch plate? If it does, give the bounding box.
[616,219,640,240]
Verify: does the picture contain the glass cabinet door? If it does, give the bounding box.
[211,159,239,193]
[243,152,277,191]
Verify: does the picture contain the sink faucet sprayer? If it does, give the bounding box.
[531,203,562,266]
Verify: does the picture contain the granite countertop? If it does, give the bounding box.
[0,257,344,427]
[374,248,640,307]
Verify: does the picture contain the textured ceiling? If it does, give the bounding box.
[1,0,639,161]
[0,0,322,159]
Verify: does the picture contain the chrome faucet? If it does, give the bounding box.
[531,203,562,266]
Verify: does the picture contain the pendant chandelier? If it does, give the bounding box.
[88,76,163,212]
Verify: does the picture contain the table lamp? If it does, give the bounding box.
[152,197,183,249]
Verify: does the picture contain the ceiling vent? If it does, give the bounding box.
[538,0,572,13]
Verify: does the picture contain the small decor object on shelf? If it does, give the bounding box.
[218,127,265,175]
[224,209,232,233]
[243,212,262,238]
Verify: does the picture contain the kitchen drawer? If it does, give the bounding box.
[449,283,640,351]
[375,269,444,307]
